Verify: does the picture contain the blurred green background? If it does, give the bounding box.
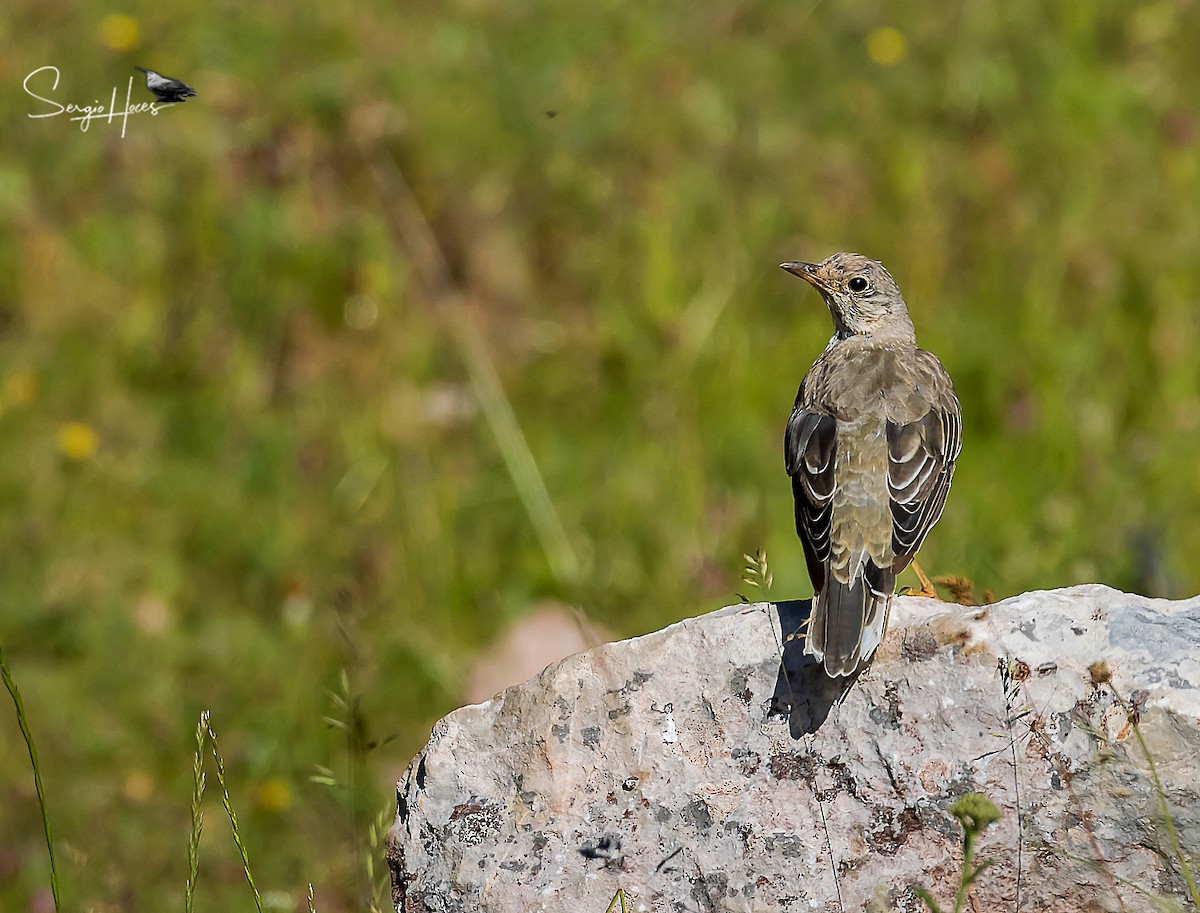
[3,0,1200,909]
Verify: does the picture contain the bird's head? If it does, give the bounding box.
[780,252,914,341]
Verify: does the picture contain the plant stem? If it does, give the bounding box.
[1,644,60,913]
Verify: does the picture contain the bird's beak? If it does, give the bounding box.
[780,261,825,289]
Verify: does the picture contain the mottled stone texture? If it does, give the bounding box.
[388,586,1200,912]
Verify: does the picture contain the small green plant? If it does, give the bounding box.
[738,548,773,602]
[1,644,60,913]
[184,714,206,913]
[603,888,628,913]
[913,793,1001,913]
[184,711,264,913]
[312,669,398,912]
[363,804,394,913]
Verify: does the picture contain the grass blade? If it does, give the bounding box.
[367,152,579,585]
[0,644,61,913]
[185,712,208,913]
[202,715,264,913]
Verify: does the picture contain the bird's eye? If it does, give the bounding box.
[848,276,869,293]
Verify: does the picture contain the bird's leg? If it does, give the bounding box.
[904,560,940,599]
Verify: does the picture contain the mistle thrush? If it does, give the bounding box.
[782,252,961,677]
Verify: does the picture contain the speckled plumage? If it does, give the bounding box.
[782,253,961,677]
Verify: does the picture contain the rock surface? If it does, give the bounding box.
[387,586,1200,912]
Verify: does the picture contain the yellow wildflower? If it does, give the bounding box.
[256,778,293,813]
[99,14,140,52]
[866,27,908,67]
[57,422,99,461]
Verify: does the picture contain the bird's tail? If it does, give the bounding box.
[806,570,891,677]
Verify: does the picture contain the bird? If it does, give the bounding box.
[781,252,961,677]
[134,67,197,104]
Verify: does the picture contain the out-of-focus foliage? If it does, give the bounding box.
[2,0,1199,908]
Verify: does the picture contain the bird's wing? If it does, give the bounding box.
[785,403,837,591]
[886,366,961,570]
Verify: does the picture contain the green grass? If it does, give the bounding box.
[3,0,1200,908]
[0,645,60,912]
[913,793,1001,913]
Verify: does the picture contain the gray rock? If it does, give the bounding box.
[387,585,1200,912]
